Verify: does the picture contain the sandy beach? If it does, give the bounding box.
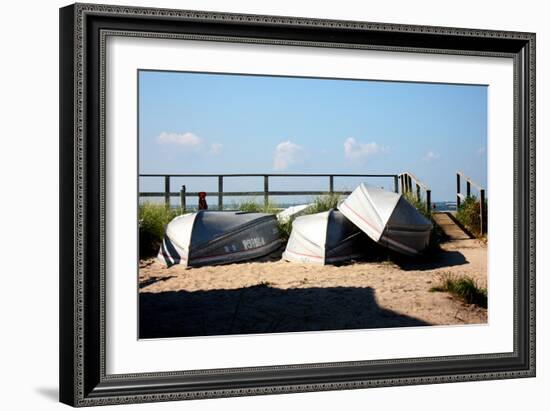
[139,237,487,339]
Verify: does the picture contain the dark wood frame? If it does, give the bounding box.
[60,3,536,407]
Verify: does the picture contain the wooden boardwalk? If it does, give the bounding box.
[432,212,472,241]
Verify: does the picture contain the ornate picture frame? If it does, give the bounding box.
[59,3,535,406]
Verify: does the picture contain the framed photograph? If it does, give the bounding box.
[59,3,535,407]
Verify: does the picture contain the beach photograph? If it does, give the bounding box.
[137,70,488,339]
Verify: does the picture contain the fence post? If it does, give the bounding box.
[180,185,186,213]
[329,175,334,194]
[394,175,399,193]
[416,183,421,201]
[456,173,461,209]
[164,175,170,208]
[218,176,223,210]
[426,189,431,215]
[480,188,486,235]
[264,175,269,207]
[466,180,471,198]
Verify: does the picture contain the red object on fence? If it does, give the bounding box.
[198,191,208,210]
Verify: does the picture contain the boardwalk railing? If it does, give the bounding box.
[456,171,487,234]
[398,172,432,214]
[139,173,400,211]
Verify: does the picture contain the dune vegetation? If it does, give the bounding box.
[429,273,487,308]
[138,203,178,257]
[455,196,487,238]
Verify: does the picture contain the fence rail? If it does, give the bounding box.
[456,171,487,234]
[139,173,400,211]
[398,172,432,213]
[140,190,355,198]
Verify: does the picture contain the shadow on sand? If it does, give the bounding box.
[139,275,176,289]
[392,250,469,271]
[329,238,469,272]
[139,285,430,339]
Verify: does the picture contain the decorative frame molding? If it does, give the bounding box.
[60,3,535,407]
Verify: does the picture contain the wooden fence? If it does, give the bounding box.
[139,173,402,211]
[456,171,487,234]
[140,172,433,213]
[398,171,432,213]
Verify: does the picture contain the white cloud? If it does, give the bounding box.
[344,137,386,161]
[209,142,223,155]
[273,141,304,171]
[157,132,202,148]
[424,150,440,161]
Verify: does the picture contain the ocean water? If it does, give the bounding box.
[432,202,457,212]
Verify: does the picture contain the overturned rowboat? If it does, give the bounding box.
[282,209,373,265]
[158,211,281,268]
[276,203,312,223]
[338,183,432,256]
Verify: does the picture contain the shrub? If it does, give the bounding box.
[237,199,280,214]
[402,191,431,220]
[276,218,293,243]
[303,193,341,215]
[139,203,179,258]
[430,274,487,308]
[456,196,486,237]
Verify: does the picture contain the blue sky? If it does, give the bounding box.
[139,70,487,203]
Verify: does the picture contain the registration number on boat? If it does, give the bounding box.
[242,237,266,250]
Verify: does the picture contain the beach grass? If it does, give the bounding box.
[402,191,431,220]
[302,193,341,215]
[276,218,293,243]
[234,193,340,215]
[456,195,487,238]
[236,199,280,214]
[139,202,179,257]
[430,274,487,308]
